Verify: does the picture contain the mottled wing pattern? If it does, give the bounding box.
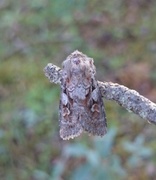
[59,50,107,140]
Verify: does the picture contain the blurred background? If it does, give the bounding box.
[0,0,156,179]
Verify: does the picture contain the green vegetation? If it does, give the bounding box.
[0,0,156,179]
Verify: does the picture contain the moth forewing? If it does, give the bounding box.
[59,50,107,140]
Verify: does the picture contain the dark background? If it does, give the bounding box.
[0,0,156,179]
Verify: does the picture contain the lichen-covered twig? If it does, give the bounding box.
[44,62,156,126]
[98,81,156,125]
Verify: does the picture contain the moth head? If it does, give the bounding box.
[73,57,80,65]
[71,50,92,66]
[70,50,84,65]
[63,50,96,76]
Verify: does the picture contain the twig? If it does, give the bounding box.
[44,63,156,126]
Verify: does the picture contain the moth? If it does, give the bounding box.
[59,50,107,140]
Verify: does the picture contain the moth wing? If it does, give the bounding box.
[81,82,107,136]
[59,92,83,140]
[59,123,83,140]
